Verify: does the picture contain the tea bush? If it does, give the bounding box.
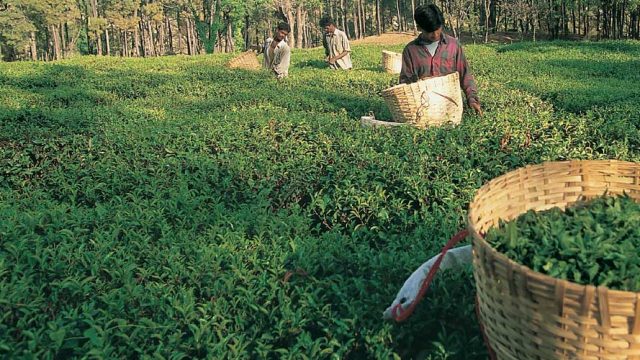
[1,40,639,359]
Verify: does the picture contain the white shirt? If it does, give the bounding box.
[425,41,439,56]
[262,38,291,78]
[323,29,352,70]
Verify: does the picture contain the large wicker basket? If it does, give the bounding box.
[381,72,463,128]
[468,160,640,359]
[382,50,402,74]
[228,51,261,70]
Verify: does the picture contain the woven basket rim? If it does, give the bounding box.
[381,72,459,94]
[381,83,407,93]
[382,50,401,55]
[467,159,640,297]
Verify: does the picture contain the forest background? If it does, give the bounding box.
[1,0,640,61]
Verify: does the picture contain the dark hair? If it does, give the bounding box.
[319,16,334,27]
[414,4,444,33]
[277,22,291,33]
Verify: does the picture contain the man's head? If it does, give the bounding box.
[414,4,444,43]
[275,22,290,41]
[319,16,336,35]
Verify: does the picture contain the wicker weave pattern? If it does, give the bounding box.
[380,72,463,128]
[382,50,402,74]
[228,51,261,70]
[468,160,640,360]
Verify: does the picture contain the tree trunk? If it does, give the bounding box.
[61,26,67,57]
[340,0,348,35]
[134,18,141,57]
[177,10,184,54]
[353,5,360,39]
[533,17,537,41]
[376,0,381,35]
[157,22,165,55]
[633,11,636,38]
[121,31,127,57]
[484,0,490,42]
[620,0,626,38]
[244,15,250,50]
[51,25,62,60]
[329,0,334,20]
[205,0,213,42]
[410,0,417,34]
[63,22,70,54]
[139,19,147,56]
[396,0,402,32]
[596,5,601,39]
[147,20,156,56]
[572,3,577,35]
[296,4,304,48]
[186,17,194,55]
[90,0,102,55]
[30,31,37,61]
[225,13,234,52]
[489,0,496,32]
[303,11,310,47]
[83,10,92,55]
[361,0,367,36]
[166,16,174,54]
[105,28,111,56]
[285,0,296,48]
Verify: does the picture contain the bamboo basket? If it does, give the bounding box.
[381,72,463,129]
[382,50,402,74]
[228,51,261,70]
[468,160,640,360]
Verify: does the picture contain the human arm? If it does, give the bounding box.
[456,44,482,115]
[399,46,417,84]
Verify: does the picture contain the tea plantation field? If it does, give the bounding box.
[1,40,639,359]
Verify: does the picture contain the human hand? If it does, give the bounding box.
[470,102,483,116]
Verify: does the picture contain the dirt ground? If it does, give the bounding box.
[351,32,417,45]
[351,31,527,46]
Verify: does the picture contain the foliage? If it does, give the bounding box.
[0,40,639,358]
[486,194,640,291]
[0,3,35,55]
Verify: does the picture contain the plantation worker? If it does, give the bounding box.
[262,22,292,79]
[383,245,472,321]
[320,16,353,70]
[400,4,482,116]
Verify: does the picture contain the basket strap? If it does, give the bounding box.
[391,229,470,322]
[390,229,497,358]
[431,91,460,107]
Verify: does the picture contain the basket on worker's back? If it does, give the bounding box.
[382,50,402,74]
[228,51,261,70]
[381,72,463,129]
[468,160,640,360]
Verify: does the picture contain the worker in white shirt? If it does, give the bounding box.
[320,16,353,70]
[262,22,292,79]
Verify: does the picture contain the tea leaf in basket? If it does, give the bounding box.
[486,193,640,291]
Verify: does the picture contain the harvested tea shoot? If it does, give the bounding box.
[486,193,640,291]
